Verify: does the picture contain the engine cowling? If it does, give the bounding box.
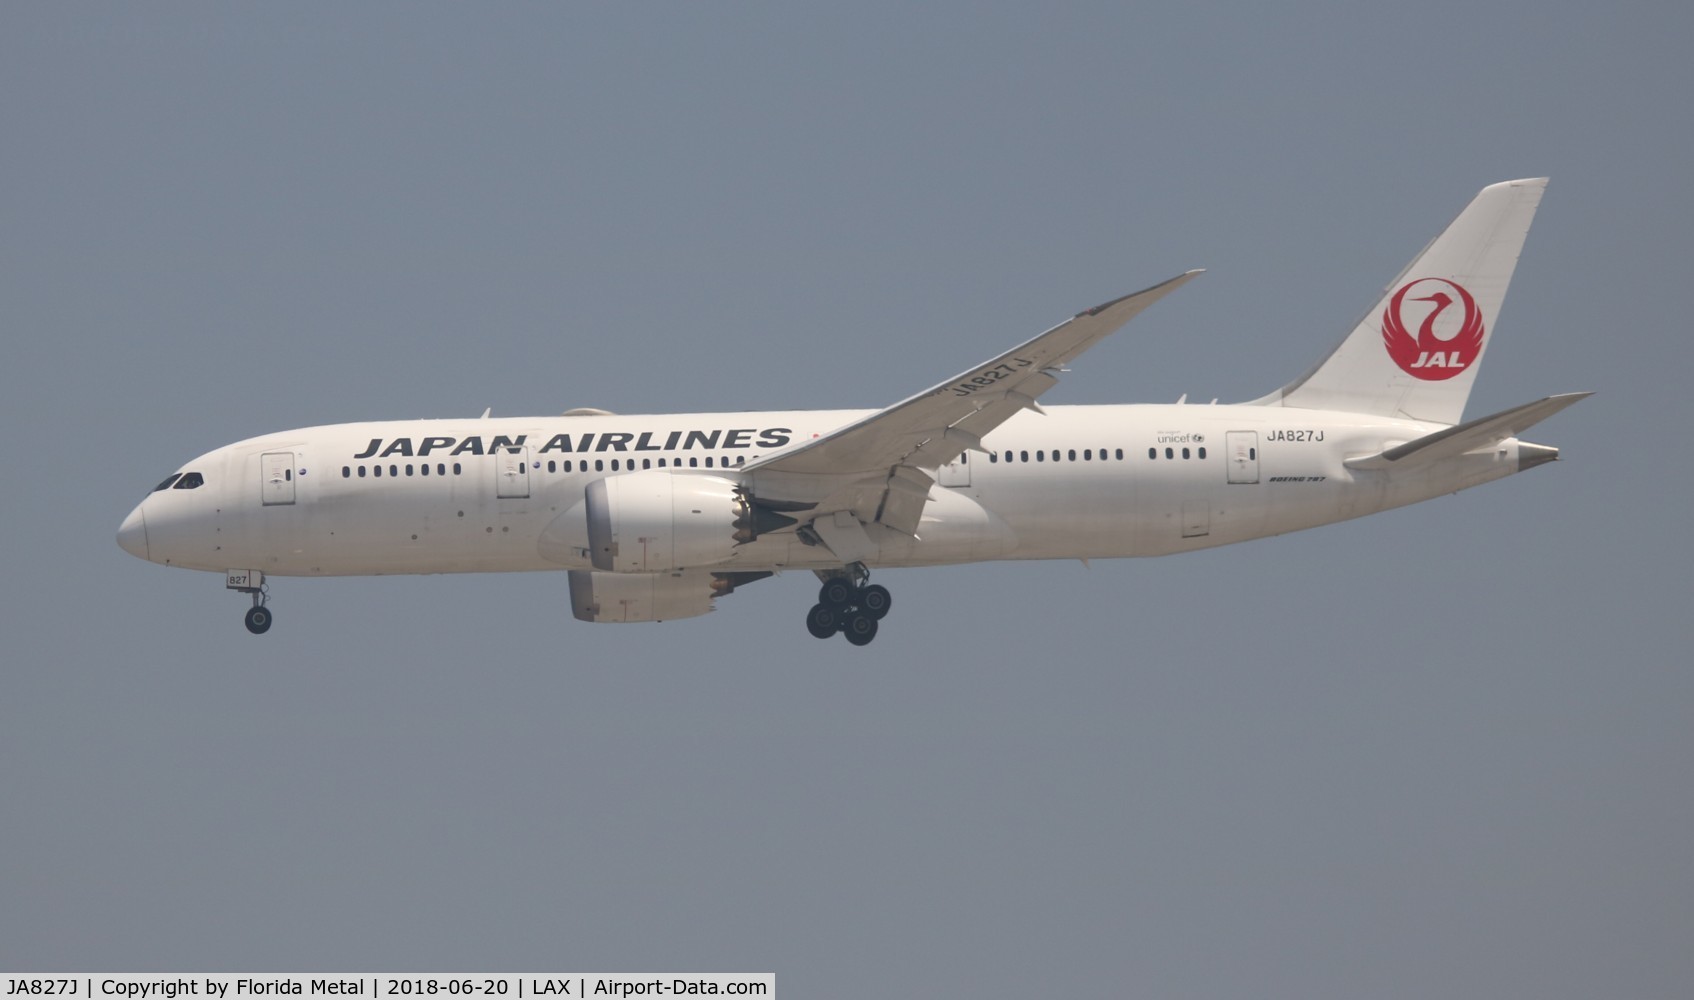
[568,568,772,622]
[585,471,770,572]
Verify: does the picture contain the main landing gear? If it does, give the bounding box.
[806,567,892,646]
[228,569,272,635]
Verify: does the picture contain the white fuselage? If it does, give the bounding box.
[121,403,1529,579]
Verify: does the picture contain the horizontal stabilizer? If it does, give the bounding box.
[1345,392,1591,470]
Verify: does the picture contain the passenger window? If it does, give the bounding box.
[1020,451,1028,463]
[358,466,367,478]
[421,463,430,476]
[1165,448,1173,459]
[689,458,698,468]
[595,459,604,472]
[643,459,652,469]
[453,463,462,475]
[1249,448,1257,460]
[1115,449,1123,460]
[1068,450,1076,462]
[1148,448,1157,460]
[989,452,998,463]
[1036,451,1044,462]
[406,464,415,476]
[1084,450,1092,461]
[341,467,350,478]
[1198,447,1207,459]
[705,457,714,468]
[1004,451,1012,463]
[1182,448,1190,459]
[389,465,398,477]
[374,466,383,478]
[611,459,621,471]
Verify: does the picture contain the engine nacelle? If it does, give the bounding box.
[569,570,714,622]
[568,568,772,623]
[585,471,745,573]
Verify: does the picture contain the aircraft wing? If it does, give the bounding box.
[745,270,1201,536]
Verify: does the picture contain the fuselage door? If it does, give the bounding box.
[496,445,531,499]
[261,451,296,505]
[938,451,972,488]
[1226,431,1259,484]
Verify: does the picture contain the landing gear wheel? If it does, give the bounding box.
[244,605,272,635]
[843,613,878,646]
[819,578,855,608]
[806,603,840,639]
[858,584,892,620]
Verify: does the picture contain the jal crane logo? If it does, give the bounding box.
[1381,277,1486,381]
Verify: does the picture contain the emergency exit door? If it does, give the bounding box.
[496,446,531,499]
[1226,431,1259,484]
[261,452,296,505]
[938,451,972,487]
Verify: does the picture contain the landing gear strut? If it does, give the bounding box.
[806,565,892,645]
[227,569,272,635]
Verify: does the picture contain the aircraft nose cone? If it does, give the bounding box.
[117,505,150,561]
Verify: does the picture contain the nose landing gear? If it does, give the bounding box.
[244,601,272,635]
[806,566,892,645]
[227,569,272,635]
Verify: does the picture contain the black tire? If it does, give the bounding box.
[244,606,272,635]
[859,584,892,620]
[843,613,878,646]
[806,603,840,639]
[818,578,855,608]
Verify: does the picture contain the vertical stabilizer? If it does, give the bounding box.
[1251,178,1547,425]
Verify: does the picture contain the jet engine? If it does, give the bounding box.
[569,569,772,622]
[583,471,795,572]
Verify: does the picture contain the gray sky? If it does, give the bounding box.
[4,3,1690,996]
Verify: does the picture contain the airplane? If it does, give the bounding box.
[117,178,1587,645]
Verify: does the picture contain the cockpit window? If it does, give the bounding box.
[173,472,205,490]
[152,474,183,492]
